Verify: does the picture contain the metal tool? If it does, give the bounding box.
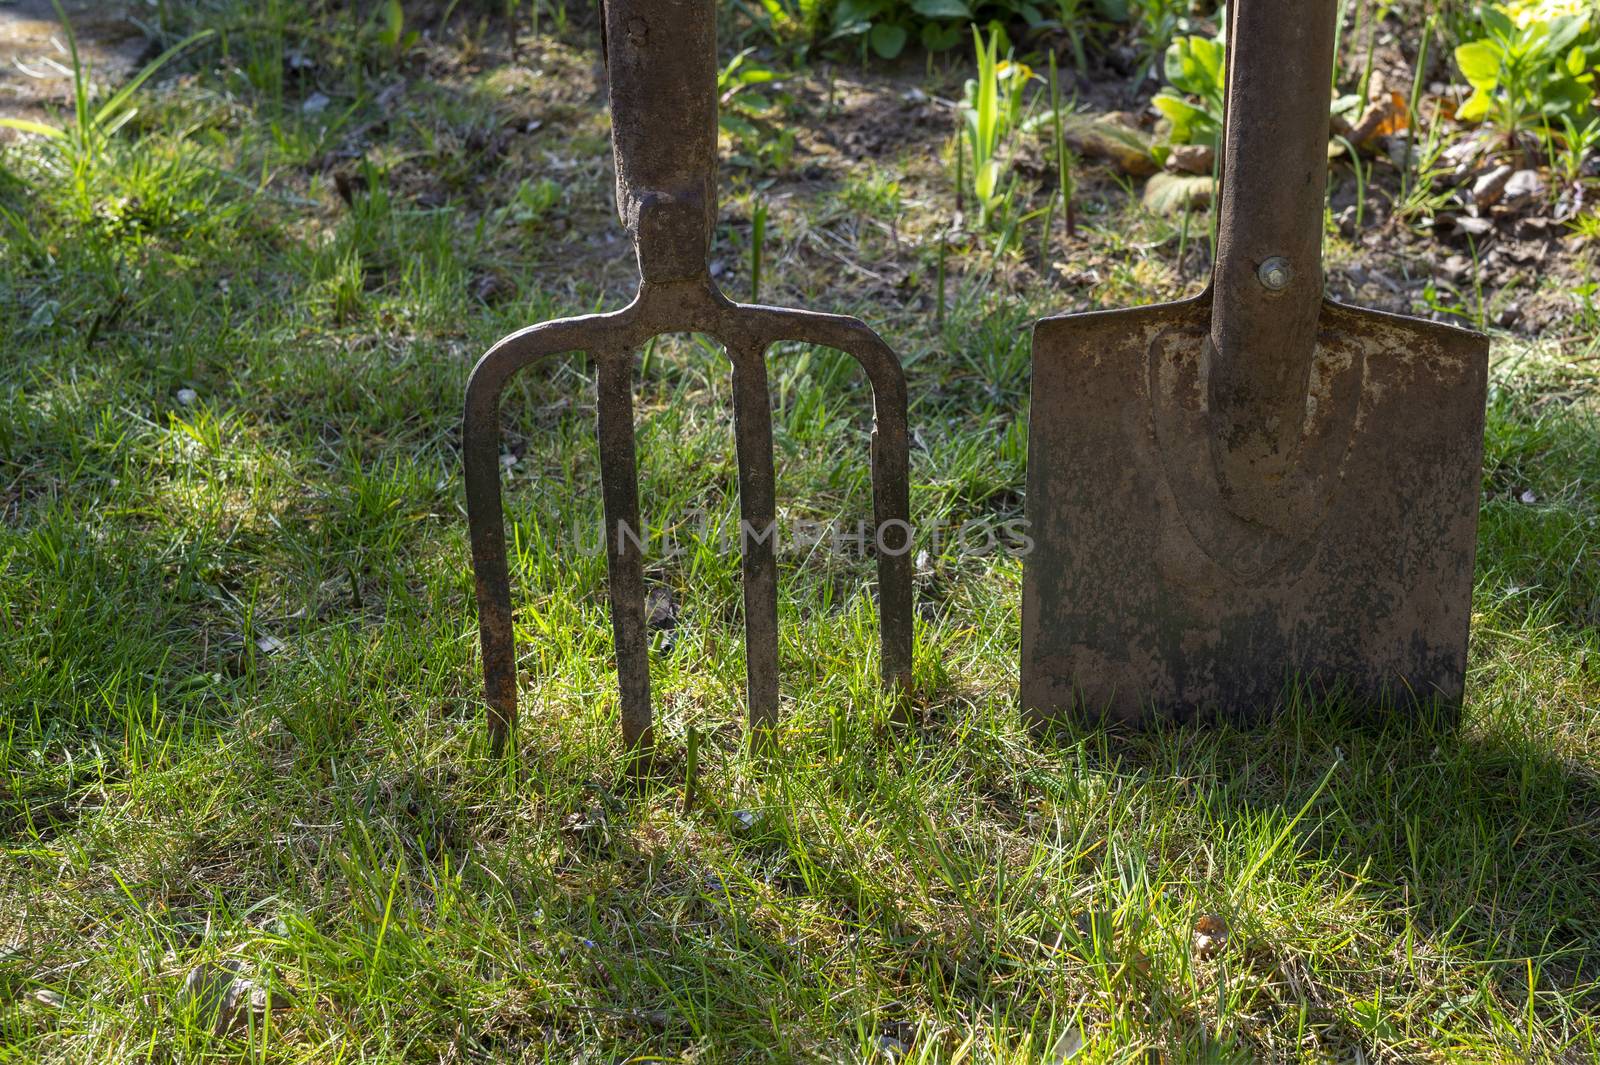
[464,0,913,755]
[1021,0,1489,723]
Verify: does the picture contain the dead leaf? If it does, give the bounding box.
[1061,112,1159,176]
[1142,172,1213,215]
[1348,91,1409,146]
[1163,143,1214,175]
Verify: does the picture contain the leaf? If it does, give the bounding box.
[1481,6,1514,39]
[974,158,1004,204]
[910,0,971,18]
[91,28,214,131]
[1543,16,1584,59]
[382,0,405,46]
[921,21,962,50]
[0,118,65,139]
[1152,91,1208,140]
[1058,112,1159,175]
[830,0,885,33]
[1454,40,1503,90]
[1456,87,1493,123]
[869,22,908,58]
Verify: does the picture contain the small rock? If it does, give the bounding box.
[179,960,290,1035]
[1163,143,1214,175]
[1500,169,1546,211]
[876,1034,909,1059]
[472,273,513,305]
[1048,1028,1086,1063]
[1442,131,1494,176]
[562,806,609,849]
[1470,165,1514,208]
[176,388,198,406]
[1381,134,1419,171]
[1192,912,1228,958]
[645,587,677,631]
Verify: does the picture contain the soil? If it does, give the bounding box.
[2,2,1596,347]
[0,0,147,133]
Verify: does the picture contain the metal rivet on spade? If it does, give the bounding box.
[1257,256,1293,291]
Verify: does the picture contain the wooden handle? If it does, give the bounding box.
[1208,0,1339,467]
[603,0,718,283]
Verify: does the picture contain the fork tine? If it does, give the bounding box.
[595,349,654,755]
[729,340,780,731]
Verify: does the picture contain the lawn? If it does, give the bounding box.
[2,2,1599,1061]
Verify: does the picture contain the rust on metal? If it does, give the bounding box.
[464,0,913,755]
[1020,0,1489,723]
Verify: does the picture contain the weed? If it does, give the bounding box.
[718,47,797,170]
[1150,29,1225,159]
[959,26,1033,230]
[1454,5,1598,145]
[504,177,564,226]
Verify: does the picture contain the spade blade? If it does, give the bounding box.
[1020,294,1488,724]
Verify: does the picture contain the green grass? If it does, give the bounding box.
[2,6,1599,1062]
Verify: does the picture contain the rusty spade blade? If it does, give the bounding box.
[1021,0,1489,723]
[464,0,913,756]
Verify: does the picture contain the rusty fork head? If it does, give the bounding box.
[462,0,913,758]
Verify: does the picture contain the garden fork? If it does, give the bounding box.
[463,0,914,755]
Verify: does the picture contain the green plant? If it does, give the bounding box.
[960,26,1034,229]
[738,0,834,50]
[1454,6,1598,141]
[1127,0,1202,80]
[717,47,796,170]
[826,0,1076,59]
[749,198,768,301]
[828,0,972,58]
[505,177,563,226]
[1150,31,1225,159]
[375,0,421,55]
[1552,113,1600,182]
[0,7,212,183]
